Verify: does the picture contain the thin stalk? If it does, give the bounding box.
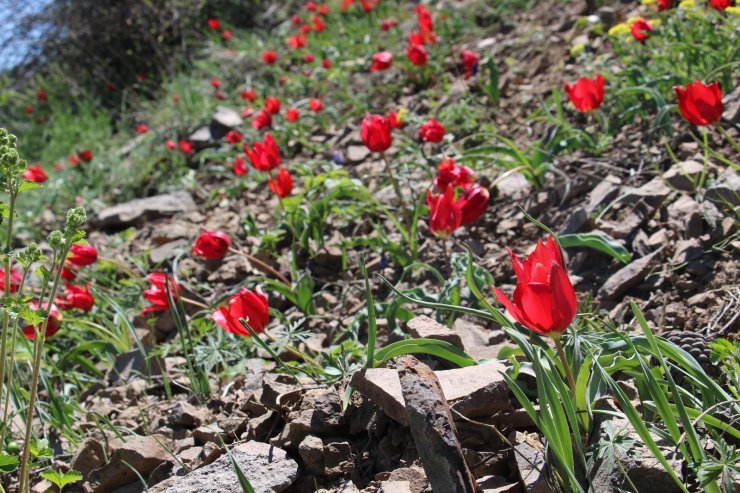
[18,243,70,493]
[442,238,451,277]
[715,124,740,156]
[554,336,577,398]
[380,152,410,230]
[0,190,17,431]
[227,247,290,286]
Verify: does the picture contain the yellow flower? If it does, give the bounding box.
[570,43,586,58]
[641,0,656,4]
[678,0,696,9]
[627,16,643,25]
[608,23,631,36]
[396,108,408,125]
[651,18,662,27]
[726,6,740,14]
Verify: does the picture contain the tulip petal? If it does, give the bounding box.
[493,287,528,327]
[549,263,578,332]
[519,282,556,336]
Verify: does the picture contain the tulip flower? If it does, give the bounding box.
[289,34,307,49]
[312,15,325,32]
[309,98,323,112]
[22,301,62,340]
[426,186,462,239]
[434,158,475,190]
[212,287,270,336]
[318,4,330,14]
[493,236,577,339]
[215,91,226,100]
[241,89,257,102]
[304,53,315,64]
[709,0,731,9]
[142,272,181,314]
[59,284,95,312]
[381,18,399,31]
[78,150,93,162]
[630,18,653,43]
[179,140,194,154]
[291,15,302,24]
[416,4,436,44]
[165,140,176,151]
[193,231,232,259]
[68,155,80,166]
[300,24,312,34]
[37,89,48,102]
[264,97,281,114]
[262,50,277,64]
[388,111,406,129]
[460,50,479,79]
[222,30,233,41]
[137,123,149,134]
[61,266,77,281]
[0,268,22,293]
[458,184,489,225]
[233,156,248,176]
[252,109,273,130]
[407,44,428,66]
[21,165,48,183]
[306,1,318,11]
[226,130,242,144]
[564,74,605,113]
[210,78,221,89]
[241,107,255,119]
[322,58,331,69]
[268,168,293,198]
[371,51,393,72]
[419,118,445,143]
[68,244,98,266]
[657,0,673,9]
[286,108,300,122]
[673,81,724,126]
[105,82,115,92]
[245,133,281,171]
[361,114,393,153]
[208,18,220,30]
[136,72,146,82]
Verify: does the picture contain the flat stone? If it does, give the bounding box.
[621,177,671,208]
[494,172,532,201]
[87,435,172,492]
[662,160,705,191]
[511,431,553,493]
[672,238,703,265]
[584,175,621,215]
[379,481,413,493]
[706,168,740,205]
[346,145,370,164]
[70,438,107,481]
[189,126,214,144]
[406,315,464,349]
[95,191,197,229]
[477,475,520,493]
[167,401,209,427]
[148,441,298,493]
[722,84,740,124]
[212,106,243,129]
[107,349,164,383]
[598,248,663,300]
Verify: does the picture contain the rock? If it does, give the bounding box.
[352,359,512,426]
[346,145,371,164]
[189,126,215,147]
[31,480,54,493]
[148,441,298,493]
[598,248,663,300]
[621,177,671,208]
[705,168,740,206]
[178,446,203,465]
[87,435,172,492]
[323,440,353,478]
[722,84,740,124]
[95,191,197,229]
[382,466,429,493]
[71,437,108,480]
[397,355,477,493]
[271,388,344,449]
[167,402,209,427]
[298,435,325,474]
[193,422,223,445]
[494,172,532,201]
[584,175,621,215]
[379,481,413,493]
[452,318,507,360]
[261,374,302,412]
[245,411,277,441]
[511,431,553,493]
[672,238,703,265]
[107,349,164,383]
[212,106,243,129]
[559,207,588,234]
[477,475,520,493]
[406,315,464,349]
[149,239,189,263]
[662,160,705,191]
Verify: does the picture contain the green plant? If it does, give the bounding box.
[40,469,83,493]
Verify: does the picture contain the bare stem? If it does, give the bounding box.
[380,152,410,231]
[554,336,577,397]
[228,247,291,286]
[716,124,740,156]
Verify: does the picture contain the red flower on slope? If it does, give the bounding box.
[564,74,605,113]
[244,133,281,171]
[673,81,724,126]
[142,273,181,315]
[212,287,270,336]
[193,231,232,259]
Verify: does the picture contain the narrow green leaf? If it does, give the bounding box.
[559,232,632,264]
[373,338,477,367]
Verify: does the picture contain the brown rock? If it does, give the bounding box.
[662,160,705,191]
[406,315,464,349]
[511,431,554,493]
[87,435,172,492]
[598,248,663,300]
[70,437,107,481]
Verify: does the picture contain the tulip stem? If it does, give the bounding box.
[380,152,410,231]
[228,247,291,286]
[715,124,740,156]
[442,239,451,277]
[180,296,209,310]
[554,337,577,398]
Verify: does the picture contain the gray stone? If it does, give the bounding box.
[511,431,554,493]
[95,191,197,229]
[705,168,740,205]
[189,126,214,144]
[598,248,663,300]
[584,175,621,215]
[212,106,243,129]
[494,172,532,201]
[166,401,209,427]
[406,315,464,349]
[379,481,413,493]
[107,349,164,383]
[662,160,705,191]
[621,177,671,208]
[148,441,298,493]
[722,84,740,124]
[346,145,371,164]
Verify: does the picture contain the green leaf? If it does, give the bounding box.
[374,338,477,368]
[360,257,377,368]
[29,438,53,459]
[18,181,40,193]
[0,454,19,473]
[40,469,83,491]
[559,232,632,264]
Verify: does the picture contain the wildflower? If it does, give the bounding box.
[289,34,307,49]
[458,184,489,225]
[165,140,176,151]
[59,284,94,312]
[241,107,255,119]
[564,74,605,112]
[493,236,577,339]
[142,272,181,314]
[68,155,81,166]
[304,53,315,64]
[460,49,479,79]
[21,165,48,183]
[268,168,293,197]
[657,0,673,9]
[286,108,300,122]
[309,98,323,112]
[407,44,428,66]
[225,130,242,144]
[37,89,48,102]
[371,51,393,72]
[68,244,98,266]
[207,18,220,30]
[212,287,270,336]
[419,118,446,143]
[313,15,326,32]
[136,123,149,134]
[210,78,221,89]
[179,140,194,154]
[0,268,22,293]
[381,18,399,31]
[252,109,273,130]
[78,150,94,162]
[292,15,302,25]
[222,30,233,41]
[61,266,77,281]
[361,114,393,153]
[709,0,731,9]
[136,72,146,82]
[630,18,653,43]
[245,133,281,171]
[673,81,724,126]
[388,111,406,129]
[265,97,281,114]
[22,301,62,340]
[263,50,277,64]
[241,89,257,102]
[426,185,461,239]
[193,231,232,259]
[322,58,331,69]
[233,155,248,176]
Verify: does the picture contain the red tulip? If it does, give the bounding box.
[59,284,95,312]
[458,184,489,225]
[68,244,98,266]
[0,268,22,293]
[289,34,307,49]
[286,108,300,122]
[292,15,302,24]
[426,186,462,239]
[265,97,281,114]
[415,4,436,43]
[673,81,724,126]
[22,300,62,340]
[361,0,372,13]
[245,133,281,171]
[268,168,294,198]
[179,140,194,154]
[312,15,325,32]
[409,32,424,46]
[361,114,393,153]
[252,109,273,130]
[407,44,428,66]
[207,18,220,30]
[493,236,577,338]
[564,74,605,113]
[165,140,176,151]
[142,272,181,314]
[656,0,672,10]
[263,50,277,64]
[78,150,94,162]
[709,0,731,9]
[193,231,232,259]
[21,165,48,183]
[460,49,479,79]
[105,82,115,92]
[241,89,257,102]
[381,18,399,31]
[233,155,248,176]
[300,24,312,34]
[322,58,332,69]
[419,118,445,143]
[210,78,221,89]
[318,4,330,14]
[61,266,77,281]
[309,98,323,112]
[241,106,255,119]
[388,111,405,129]
[630,18,653,43]
[304,53,315,64]
[226,129,242,144]
[212,287,270,336]
[371,51,393,72]
[68,155,80,166]
[306,1,318,11]
[37,89,48,102]
[222,30,233,41]
[137,123,149,134]
[434,157,475,189]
